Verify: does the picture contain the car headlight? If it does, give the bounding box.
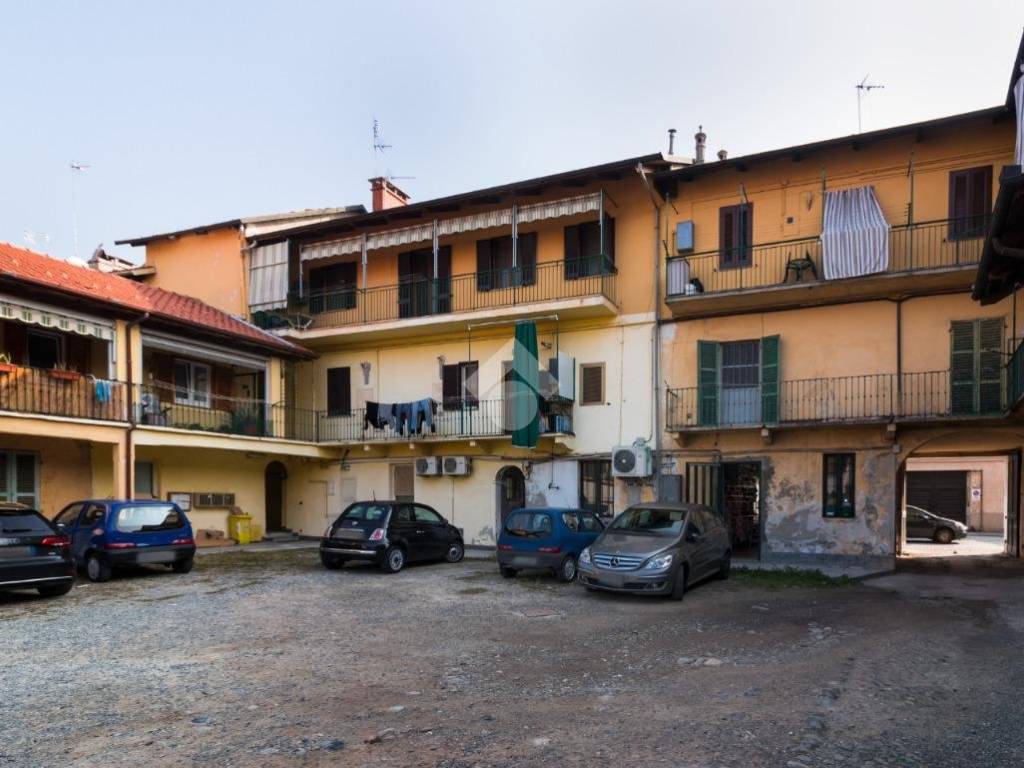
[579,547,592,565]
[644,554,673,570]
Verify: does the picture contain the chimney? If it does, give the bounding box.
[694,126,707,165]
[717,149,728,161]
[369,177,410,212]
[667,128,677,155]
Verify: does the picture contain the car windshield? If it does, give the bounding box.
[115,504,183,533]
[609,507,688,536]
[0,509,51,535]
[505,511,553,537]
[341,503,389,522]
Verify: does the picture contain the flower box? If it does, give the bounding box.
[48,369,83,382]
[0,362,18,375]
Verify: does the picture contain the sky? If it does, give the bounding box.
[1,1,1021,264]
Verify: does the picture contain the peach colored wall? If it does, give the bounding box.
[144,227,247,316]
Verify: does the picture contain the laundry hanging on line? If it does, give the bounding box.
[363,398,437,435]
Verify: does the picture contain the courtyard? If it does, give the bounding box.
[2,548,1023,767]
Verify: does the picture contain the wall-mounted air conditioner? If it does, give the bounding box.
[443,456,472,476]
[415,457,441,476]
[611,444,653,478]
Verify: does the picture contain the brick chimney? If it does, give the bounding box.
[369,177,410,212]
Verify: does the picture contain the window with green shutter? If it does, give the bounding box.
[760,335,780,425]
[696,337,780,427]
[697,340,719,426]
[950,318,1004,415]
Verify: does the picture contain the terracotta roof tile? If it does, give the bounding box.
[0,242,312,358]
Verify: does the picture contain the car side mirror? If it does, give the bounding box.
[685,531,698,543]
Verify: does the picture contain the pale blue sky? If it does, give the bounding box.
[1,1,1020,263]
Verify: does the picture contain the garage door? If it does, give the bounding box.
[906,471,968,524]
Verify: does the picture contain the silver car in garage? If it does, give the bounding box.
[577,503,731,600]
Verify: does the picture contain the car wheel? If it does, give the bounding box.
[381,546,405,573]
[716,551,732,580]
[556,555,578,583]
[445,541,465,563]
[37,582,73,598]
[172,558,194,574]
[499,565,517,579]
[320,554,345,570]
[85,553,111,583]
[934,527,955,544]
[669,566,687,601]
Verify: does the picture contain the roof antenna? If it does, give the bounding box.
[69,162,91,262]
[856,75,885,133]
[371,118,416,185]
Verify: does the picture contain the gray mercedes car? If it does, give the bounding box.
[577,503,731,600]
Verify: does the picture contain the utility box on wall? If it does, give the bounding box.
[675,221,695,253]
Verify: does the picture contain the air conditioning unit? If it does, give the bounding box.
[442,456,472,476]
[612,444,653,478]
[415,457,441,476]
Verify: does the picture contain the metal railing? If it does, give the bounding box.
[254,258,617,330]
[0,365,128,422]
[666,217,989,298]
[666,369,1003,430]
[132,386,572,444]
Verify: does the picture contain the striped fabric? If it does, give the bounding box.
[821,186,890,280]
[248,241,290,310]
[1015,66,1023,167]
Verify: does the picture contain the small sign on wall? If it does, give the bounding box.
[971,488,982,501]
[168,492,192,511]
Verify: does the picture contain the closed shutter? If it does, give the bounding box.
[442,364,461,409]
[476,239,493,291]
[326,367,351,417]
[602,216,616,271]
[978,318,1004,414]
[580,364,604,405]
[948,167,992,239]
[697,340,720,426]
[564,224,581,279]
[720,207,736,267]
[950,321,976,415]
[517,232,537,286]
[950,318,1005,415]
[760,335,780,424]
[720,204,753,267]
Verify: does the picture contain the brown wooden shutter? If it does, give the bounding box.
[719,206,737,267]
[476,239,493,291]
[326,367,351,416]
[580,364,604,405]
[564,224,581,279]
[518,232,537,286]
[442,364,461,409]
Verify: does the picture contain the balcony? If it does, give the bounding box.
[666,369,1007,431]
[0,364,128,422]
[256,259,618,342]
[665,218,988,318]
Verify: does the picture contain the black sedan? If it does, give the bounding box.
[320,500,464,573]
[0,503,75,598]
[906,504,969,544]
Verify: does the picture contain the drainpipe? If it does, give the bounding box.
[124,313,150,499]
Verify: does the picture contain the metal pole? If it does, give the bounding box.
[599,189,605,268]
[361,234,368,290]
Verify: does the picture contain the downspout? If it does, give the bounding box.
[124,313,150,499]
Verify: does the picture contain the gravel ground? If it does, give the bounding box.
[2,549,1023,767]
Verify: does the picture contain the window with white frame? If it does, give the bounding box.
[173,360,211,406]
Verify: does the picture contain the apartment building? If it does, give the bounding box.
[655,106,1022,572]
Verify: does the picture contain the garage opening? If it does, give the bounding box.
[685,461,761,562]
[901,456,1009,560]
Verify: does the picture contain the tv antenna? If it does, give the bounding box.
[855,75,885,133]
[69,162,91,261]
[371,118,415,184]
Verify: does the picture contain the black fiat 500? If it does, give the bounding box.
[320,500,465,573]
[0,503,76,598]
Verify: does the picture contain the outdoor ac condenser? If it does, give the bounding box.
[415,457,441,476]
[442,456,472,476]
[611,444,653,478]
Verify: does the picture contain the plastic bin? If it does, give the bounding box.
[249,523,263,543]
[227,513,252,545]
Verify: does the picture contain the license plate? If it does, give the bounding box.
[137,551,172,564]
[510,556,538,567]
[0,545,36,560]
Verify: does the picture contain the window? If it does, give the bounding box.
[697,337,780,426]
[308,262,357,312]
[610,506,687,535]
[504,510,553,536]
[0,508,51,534]
[398,246,451,317]
[81,504,106,526]
[564,218,615,279]
[413,505,444,525]
[26,330,63,369]
[948,166,992,240]
[134,461,156,498]
[326,366,351,417]
[823,454,855,518]
[579,459,613,517]
[719,203,753,268]
[442,361,479,409]
[476,233,537,291]
[341,502,389,522]
[0,451,38,507]
[54,502,85,527]
[115,504,183,533]
[579,363,605,406]
[561,511,580,532]
[578,512,605,533]
[950,318,1003,415]
[173,360,211,406]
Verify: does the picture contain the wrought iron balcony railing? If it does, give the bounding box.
[0,364,128,422]
[666,217,988,299]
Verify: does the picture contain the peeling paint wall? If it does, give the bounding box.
[525,459,579,509]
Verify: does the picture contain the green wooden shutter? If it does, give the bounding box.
[761,335,780,424]
[978,318,1004,414]
[697,340,719,426]
[950,320,977,415]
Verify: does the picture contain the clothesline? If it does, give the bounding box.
[364,398,438,436]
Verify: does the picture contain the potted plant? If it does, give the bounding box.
[48,362,82,381]
[0,353,17,375]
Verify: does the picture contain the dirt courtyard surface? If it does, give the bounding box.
[2,548,1023,767]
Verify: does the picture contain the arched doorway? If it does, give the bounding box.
[265,461,288,531]
[496,466,526,527]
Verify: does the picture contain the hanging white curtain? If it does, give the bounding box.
[248,241,290,311]
[821,186,890,280]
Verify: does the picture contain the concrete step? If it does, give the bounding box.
[262,530,302,542]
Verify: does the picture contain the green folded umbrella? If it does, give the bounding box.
[511,321,540,448]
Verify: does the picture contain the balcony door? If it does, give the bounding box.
[720,340,761,425]
[398,246,451,318]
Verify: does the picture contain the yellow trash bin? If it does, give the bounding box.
[227,513,252,545]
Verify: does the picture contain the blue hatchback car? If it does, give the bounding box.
[497,507,605,582]
[52,499,197,583]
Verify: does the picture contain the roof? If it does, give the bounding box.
[116,205,367,246]
[0,242,314,359]
[654,106,1011,193]
[249,153,678,245]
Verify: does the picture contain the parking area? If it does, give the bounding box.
[3,549,1024,767]
[903,531,1006,559]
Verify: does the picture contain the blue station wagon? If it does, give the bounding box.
[497,507,605,582]
[53,500,196,582]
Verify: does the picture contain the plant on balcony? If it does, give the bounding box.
[229,407,264,436]
[48,362,82,381]
[0,353,17,375]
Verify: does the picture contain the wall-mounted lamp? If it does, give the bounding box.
[437,355,446,379]
[360,361,371,385]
